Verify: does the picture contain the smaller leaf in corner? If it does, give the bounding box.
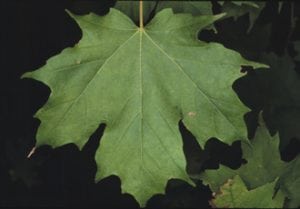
[277,155,300,208]
[211,175,285,208]
[200,114,286,192]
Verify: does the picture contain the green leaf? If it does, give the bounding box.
[154,1,214,31]
[219,1,266,32]
[200,116,286,192]
[200,165,236,192]
[265,108,300,150]
[211,175,285,208]
[261,53,300,149]
[22,8,265,205]
[200,114,300,207]
[262,53,300,107]
[155,1,213,16]
[114,1,157,24]
[114,1,213,24]
[278,155,300,208]
[238,122,286,189]
[238,52,300,150]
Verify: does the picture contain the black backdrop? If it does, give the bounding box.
[0,1,299,208]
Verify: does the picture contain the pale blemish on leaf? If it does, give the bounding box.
[188,111,197,117]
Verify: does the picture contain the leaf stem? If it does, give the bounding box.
[139,0,143,29]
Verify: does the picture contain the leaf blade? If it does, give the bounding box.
[23,8,265,205]
[211,175,285,208]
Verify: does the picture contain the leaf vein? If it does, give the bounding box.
[143,31,240,136]
[42,31,139,136]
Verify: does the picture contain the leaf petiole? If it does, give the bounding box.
[139,0,143,29]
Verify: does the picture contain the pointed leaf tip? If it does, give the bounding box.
[21,71,32,79]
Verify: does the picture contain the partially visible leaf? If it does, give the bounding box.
[278,155,300,208]
[238,52,300,150]
[219,1,266,32]
[200,165,235,192]
[114,1,213,25]
[22,8,266,206]
[262,53,300,107]
[155,1,213,16]
[155,1,214,30]
[235,119,286,189]
[200,115,286,192]
[261,53,300,149]
[265,108,300,150]
[114,1,157,24]
[200,114,299,207]
[211,175,285,208]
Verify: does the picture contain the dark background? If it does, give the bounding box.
[0,1,299,208]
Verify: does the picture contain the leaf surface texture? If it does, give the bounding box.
[211,175,284,208]
[23,8,264,205]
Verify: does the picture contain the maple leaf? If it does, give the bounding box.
[219,1,266,32]
[155,1,213,16]
[278,155,300,208]
[210,175,285,208]
[260,53,300,149]
[200,115,286,191]
[200,115,300,208]
[114,0,213,24]
[234,51,300,149]
[22,8,265,205]
[114,1,157,24]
